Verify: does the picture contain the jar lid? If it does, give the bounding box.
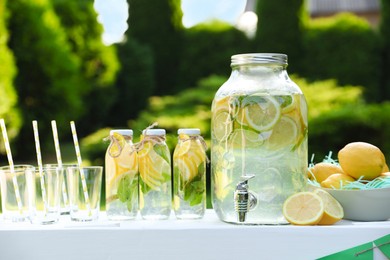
[142,129,166,136]
[110,129,133,136]
[231,53,287,66]
[178,128,200,135]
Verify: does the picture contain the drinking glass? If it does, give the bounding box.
[66,166,103,221]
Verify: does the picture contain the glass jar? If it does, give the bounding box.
[138,129,171,220]
[105,129,138,220]
[211,53,308,224]
[173,128,207,219]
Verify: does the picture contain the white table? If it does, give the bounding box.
[0,210,389,260]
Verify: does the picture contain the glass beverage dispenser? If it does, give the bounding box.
[211,53,308,224]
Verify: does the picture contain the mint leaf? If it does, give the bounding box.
[153,144,171,164]
[117,175,131,203]
[140,176,151,194]
[180,163,206,206]
[117,174,138,212]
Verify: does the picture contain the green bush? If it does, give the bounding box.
[309,102,390,161]
[292,76,363,120]
[303,13,381,101]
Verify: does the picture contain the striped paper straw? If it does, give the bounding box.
[70,121,91,216]
[51,120,69,207]
[0,119,23,214]
[32,121,48,213]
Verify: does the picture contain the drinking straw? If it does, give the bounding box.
[51,120,69,207]
[32,120,48,213]
[0,119,23,214]
[70,121,91,216]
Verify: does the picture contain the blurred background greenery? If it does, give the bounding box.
[1,0,390,207]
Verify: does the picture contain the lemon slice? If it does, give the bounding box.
[230,128,264,148]
[265,116,298,150]
[189,140,206,163]
[283,192,324,225]
[299,95,308,126]
[313,189,344,225]
[173,195,181,211]
[242,95,281,131]
[108,132,126,157]
[137,141,153,158]
[174,139,191,158]
[139,156,164,181]
[212,111,233,142]
[212,96,239,117]
[189,147,206,166]
[213,169,231,201]
[177,157,197,182]
[142,173,162,191]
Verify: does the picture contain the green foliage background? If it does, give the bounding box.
[52,0,120,134]
[7,0,85,158]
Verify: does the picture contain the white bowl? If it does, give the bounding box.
[319,187,390,221]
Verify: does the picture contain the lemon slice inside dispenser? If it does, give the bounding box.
[241,95,281,132]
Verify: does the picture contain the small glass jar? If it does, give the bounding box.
[211,53,308,224]
[138,129,171,220]
[105,129,138,220]
[173,128,207,219]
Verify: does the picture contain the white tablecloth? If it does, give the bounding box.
[0,210,389,260]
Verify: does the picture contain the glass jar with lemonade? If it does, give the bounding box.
[105,130,138,220]
[173,128,207,219]
[138,129,172,220]
[211,53,308,224]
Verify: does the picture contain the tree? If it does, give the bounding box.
[254,0,307,73]
[7,0,84,158]
[0,0,21,155]
[177,20,251,89]
[107,38,155,126]
[52,0,119,134]
[127,0,183,94]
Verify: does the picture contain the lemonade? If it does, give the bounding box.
[211,53,308,224]
[173,129,206,219]
[105,130,138,220]
[138,129,171,220]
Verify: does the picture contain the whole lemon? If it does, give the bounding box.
[321,173,355,189]
[308,162,344,183]
[338,142,385,180]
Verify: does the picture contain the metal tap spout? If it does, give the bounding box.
[234,175,257,223]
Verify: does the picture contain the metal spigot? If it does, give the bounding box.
[234,175,257,223]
